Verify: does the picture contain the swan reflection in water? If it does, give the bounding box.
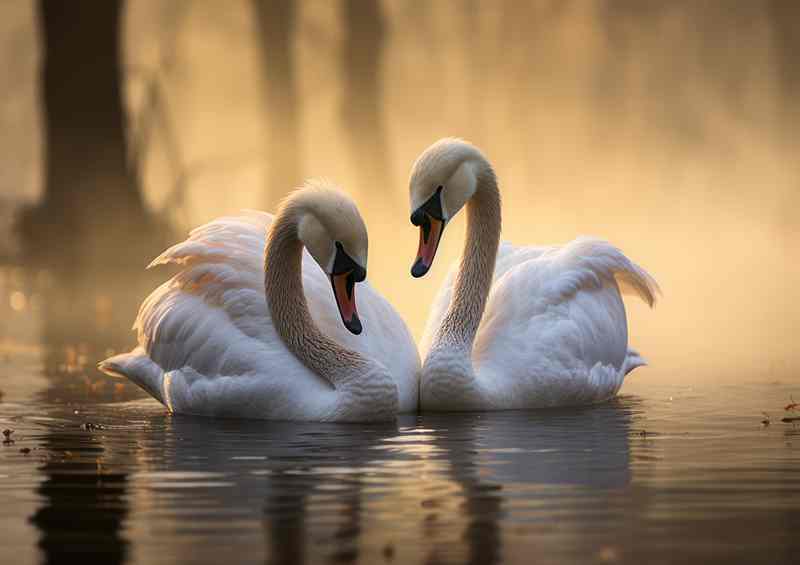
[96,398,636,565]
[130,414,406,564]
[420,399,636,564]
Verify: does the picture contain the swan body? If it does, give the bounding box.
[409,139,659,411]
[100,183,419,422]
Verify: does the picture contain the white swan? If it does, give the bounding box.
[99,182,419,422]
[408,138,659,411]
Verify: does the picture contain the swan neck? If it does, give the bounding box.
[436,164,501,351]
[263,208,368,388]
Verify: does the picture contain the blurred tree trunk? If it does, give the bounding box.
[765,0,800,250]
[253,0,300,209]
[766,0,800,146]
[767,0,800,99]
[20,0,166,271]
[342,0,393,207]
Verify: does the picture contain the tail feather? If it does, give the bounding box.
[98,348,165,403]
[553,237,661,307]
[622,348,647,376]
[99,211,275,408]
[147,211,272,270]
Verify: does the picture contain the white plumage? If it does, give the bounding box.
[100,197,419,421]
[420,238,658,409]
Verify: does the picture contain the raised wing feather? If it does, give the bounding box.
[471,238,658,404]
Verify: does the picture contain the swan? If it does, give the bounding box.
[99,181,419,422]
[408,138,659,411]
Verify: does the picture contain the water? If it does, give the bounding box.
[1,361,798,565]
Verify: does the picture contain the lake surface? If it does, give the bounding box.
[2,354,798,564]
[0,268,798,565]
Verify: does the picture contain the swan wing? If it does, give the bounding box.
[419,242,552,356]
[101,212,336,418]
[471,238,659,406]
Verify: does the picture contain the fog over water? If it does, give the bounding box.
[1,0,798,384]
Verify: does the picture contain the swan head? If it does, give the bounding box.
[408,138,486,277]
[289,181,368,334]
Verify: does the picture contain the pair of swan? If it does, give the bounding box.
[99,139,659,422]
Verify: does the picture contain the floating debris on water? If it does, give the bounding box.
[598,545,620,563]
[2,429,14,444]
[81,422,104,431]
[760,396,799,426]
[19,447,30,455]
[382,543,395,561]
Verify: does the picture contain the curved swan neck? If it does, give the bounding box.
[435,163,501,351]
[264,206,367,388]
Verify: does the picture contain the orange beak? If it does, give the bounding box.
[411,215,445,278]
[331,271,362,334]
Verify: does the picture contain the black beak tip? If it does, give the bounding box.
[411,258,430,278]
[345,314,363,335]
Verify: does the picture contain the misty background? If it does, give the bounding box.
[0,0,798,387]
